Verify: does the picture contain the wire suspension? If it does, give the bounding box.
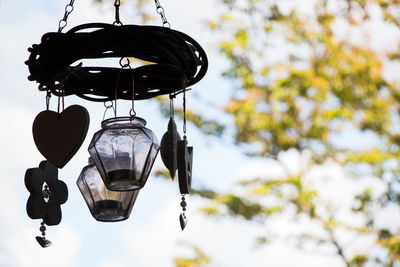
[58,0,75,33]
[154,0,170,28]
[114,0,122,25]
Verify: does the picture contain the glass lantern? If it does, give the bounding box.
[76,159,140,222]
[88,116,160,191]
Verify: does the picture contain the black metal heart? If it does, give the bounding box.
[32,105,89,168]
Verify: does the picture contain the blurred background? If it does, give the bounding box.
[0,0,399,266]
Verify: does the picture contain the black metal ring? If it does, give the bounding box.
[26,23,208,102]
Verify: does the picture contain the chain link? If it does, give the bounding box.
[183,89,187,134]
[154,0,170,28]
[58,0,75,33]
[114,0,122,26]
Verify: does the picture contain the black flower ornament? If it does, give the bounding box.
[25,161,68,225]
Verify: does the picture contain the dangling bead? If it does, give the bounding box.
[36,220,51,248]
[40,223,46,236]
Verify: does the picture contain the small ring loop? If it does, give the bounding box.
[129,109,136,118]
[119,57,130,68]
[65,5,74,13]
[103,101,113,109]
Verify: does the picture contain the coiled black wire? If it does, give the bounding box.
[26,23,208,101]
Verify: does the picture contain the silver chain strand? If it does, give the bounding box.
[170,97,174,119]
[58,0,75,33]
[154,0,171,28]
[114,0,122,26]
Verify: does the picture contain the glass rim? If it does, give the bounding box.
[101,116,147,128]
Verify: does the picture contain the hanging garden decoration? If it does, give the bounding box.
[24,0,208,247]
[25,161,68,247]
[77,158,140,222]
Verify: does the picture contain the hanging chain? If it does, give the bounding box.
[58,0,75,33]
[169,95,175,119]
[114,0,122,26]
[183,89,187,135]
[46,91,51,110]
[114,69,122,118]
[57,90,65,117]
[113,58,135,118]
[154,0,171,28]
[130,68,136,118]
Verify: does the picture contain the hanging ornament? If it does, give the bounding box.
[177,137,192,231]
[160,97,181,179]
[179,195,188,231]
[32,105,90,168]
[88,116,160,191]
[176,88,193,230]
[24,0,208,240]
[77,158,140,222]
[177,137,193,194]
[25,25,208,102]
[36,221,52,248]
[25,161,68,247]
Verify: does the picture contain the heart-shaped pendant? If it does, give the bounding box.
[36,236,52,248]
[32,105,90,168]
[179,213,188,231]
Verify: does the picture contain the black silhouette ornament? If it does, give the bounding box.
[36,235,52,248]
[179,212,188,231]
[160,117,181,179]
[32,105,89,168]
[25,23,208,102]
[25,161,68,225]
[177,136,192,231]
[177,137,193,194]
[36,221,52,248]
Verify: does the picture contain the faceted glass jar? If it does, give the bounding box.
[76,160,140,222]
[88,116,160,191]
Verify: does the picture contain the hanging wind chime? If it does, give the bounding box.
[24,0,207,247]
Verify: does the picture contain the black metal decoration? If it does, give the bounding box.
[179,210,188,231]
[36,221,52,248]
[25,0,207,242]
[32,105,90,168]
[179,195,188,230]
[25,23,208,102]
[174,87,193,230]
[160,117,181,179]
[177,137,193,194]
[25,161,68,246]
[177,137,193,231]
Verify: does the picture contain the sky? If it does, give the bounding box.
[0,1,399,267]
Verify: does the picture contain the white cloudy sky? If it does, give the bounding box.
[0,1,399,267]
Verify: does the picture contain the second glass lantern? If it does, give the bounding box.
[88,116,160,191]
[77,159,140,222]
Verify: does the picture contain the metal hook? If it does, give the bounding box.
[103,101,114,121]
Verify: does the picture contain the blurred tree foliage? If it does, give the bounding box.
[95,0,400,266]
